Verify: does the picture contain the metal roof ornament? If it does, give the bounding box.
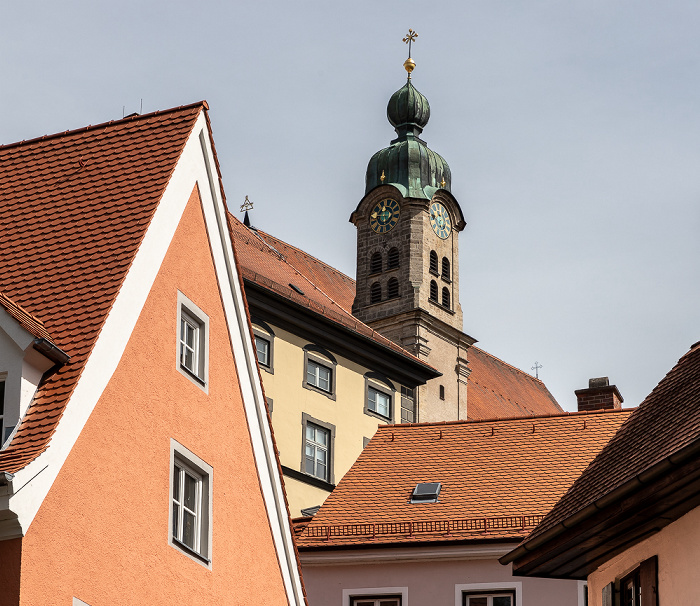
[240,195,254,212]
[402,29,418,79]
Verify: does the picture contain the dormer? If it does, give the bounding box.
[0,294,69,448]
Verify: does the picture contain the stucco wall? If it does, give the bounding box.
[15,187,289,605]
[259,322,405,516]
[301,551,582,606]
[587,505,700,605]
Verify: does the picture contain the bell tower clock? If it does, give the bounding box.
[350,41,476,422]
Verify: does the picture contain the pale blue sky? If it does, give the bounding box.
[3,0,699,409]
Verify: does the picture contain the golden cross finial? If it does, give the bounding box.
[240,195,254,212]
[402,29,418,78]
[380,170,386,183]
[440,177,446,188]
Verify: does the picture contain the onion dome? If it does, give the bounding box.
[365,78,451,199]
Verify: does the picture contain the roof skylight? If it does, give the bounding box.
[410,482,441,503]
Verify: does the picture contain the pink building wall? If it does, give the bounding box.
[301,548,584,606]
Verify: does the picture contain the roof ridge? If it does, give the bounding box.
[378,407,635,429]
[0,101,208,151]
[470,345,545,386]
[256,228,355,286]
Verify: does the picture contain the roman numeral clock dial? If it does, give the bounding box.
[429,202,452,239]
[369,198,400,234]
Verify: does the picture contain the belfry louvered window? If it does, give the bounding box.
[370,252,382,274]
[429,250,438,275]
[370,282,382,304]
[387,277,399,299]
[387,247,400,269]
[429,280,438,302]
[442,287,450,308]
[441,257,450,281]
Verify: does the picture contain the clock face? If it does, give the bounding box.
[429,202,452,239]
[369,198,400,234]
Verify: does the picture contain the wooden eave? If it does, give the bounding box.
[506,438,700,580]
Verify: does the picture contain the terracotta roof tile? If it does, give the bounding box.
[0,292,54,342]
[524,341,700,543]
[296,409,633,548]
[228,216,436,372]
[0,103,204,472]
[466,346,563,419]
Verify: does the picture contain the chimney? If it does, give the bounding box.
[575,377,623,412]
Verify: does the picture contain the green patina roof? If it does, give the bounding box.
[365,80,451,199]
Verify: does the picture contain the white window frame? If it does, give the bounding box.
[307,359,332,392]
[304,421,330,481]
[343,587,408,606]
[176,291,209,392]
[368,386,391,418]
[455,583,522,606]
[255,334,271,368]
[169,439,213,568]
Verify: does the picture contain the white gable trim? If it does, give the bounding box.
[2,113,305,604]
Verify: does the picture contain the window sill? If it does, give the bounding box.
[429,269,439,277]
[282,465,336,492]
[363,407,392,423]
[441,276,452,284]
[172,537,211,565]
[180,364,207,386]
[260,364,274,375]
[302,381,336,401]
[428,298,456,315]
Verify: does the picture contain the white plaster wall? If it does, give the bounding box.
[302,554,581,606]
[587,505,700,605]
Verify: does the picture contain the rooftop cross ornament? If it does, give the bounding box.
[402,29,418,78]
[531,361,543,379]
[240,195,254,213]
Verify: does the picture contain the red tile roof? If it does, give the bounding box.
[229,219,562,416]
[519,340,700,546]
[0,292,54,343]
[0,102,205,472]
[296,409,633,549]
[466,346,563,419]
[228,216,437,373]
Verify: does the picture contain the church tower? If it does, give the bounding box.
[350,47,475,422]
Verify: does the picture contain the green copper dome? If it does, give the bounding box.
[365,80,451,199]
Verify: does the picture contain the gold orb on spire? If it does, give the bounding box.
[402,29,418,79]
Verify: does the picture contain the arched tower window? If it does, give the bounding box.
[387,278,399,299]
[429,251,438,275]
[441,257,450,281]
[429,280,438,302]
[442,287,450,308]
[387,247,400,269]
[370,252,383,275]
[370,282,382,304]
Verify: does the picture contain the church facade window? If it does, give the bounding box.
[429,251,438,275]
[441,257,450,281]
[370,282,382,304]
[442,287,450,308]
[387,247,400,269]
[370,252,383,275]
[387,278,399,299]
[429,280,438,302]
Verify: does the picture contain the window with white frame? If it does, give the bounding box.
[352,598,401,606]
[170,440,212,565]
[368,386,391,419]
[307,359,331,392]
[177,293,208,388]
[255,334,271,368]
[305,422,330,481]
[462,591,515,606]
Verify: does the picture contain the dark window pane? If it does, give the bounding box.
[493,598,512,606]
[173,466,181,500]
[429,250,438,274]
[370,253,383,274]
[184,473,197,510]
[370,282,382,304]
[173,503,179,536]
[182,510,196,549]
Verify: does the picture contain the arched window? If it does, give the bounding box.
[387,277,399,299]
[370,282,382,304]
[387,247,400,269]
[441,257,450,281]
[370,252,382,275]
[442,287,450,308]
[429,280,438,301]
[429,251,438,275]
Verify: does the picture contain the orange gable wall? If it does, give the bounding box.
[13,186,290,605]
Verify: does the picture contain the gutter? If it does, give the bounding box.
[500,435,700,566]
[33,338,70,365]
